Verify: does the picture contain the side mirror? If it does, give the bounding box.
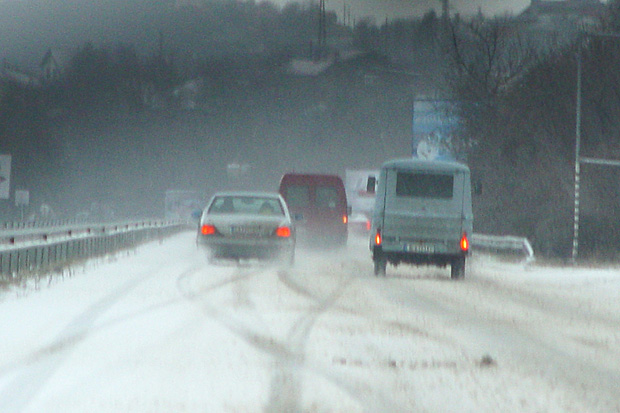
[366,176,376,194]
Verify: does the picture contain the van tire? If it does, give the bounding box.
[451,257,465,280]
[374,257,387,277]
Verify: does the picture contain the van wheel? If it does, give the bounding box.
[374,257,387,277]
[451,257,465,280]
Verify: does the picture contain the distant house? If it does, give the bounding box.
[518,0,605,34]
[0,61,40,87]
[287,57,335,76]
[40,48,72,84]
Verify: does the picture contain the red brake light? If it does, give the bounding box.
[460,233,469,252]
[276,226,291,237]
[201,224,216,235]
[375,230,382,246]
[342,215,348,224]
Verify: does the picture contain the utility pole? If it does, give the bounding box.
[318,0,327,57]
[572,32,620,262]
[572,46,582,262]
[441,0,449,23]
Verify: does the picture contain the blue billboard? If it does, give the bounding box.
[412,99,459,160]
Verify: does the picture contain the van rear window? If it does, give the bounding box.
[284,185,310,208]
[396,172,453,199]
[316,186,339,209]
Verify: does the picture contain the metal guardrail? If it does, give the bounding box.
[0,220,187,278]
[0,218,88,231]
[471,233,535,263]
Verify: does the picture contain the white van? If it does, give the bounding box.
[370,158,473,279]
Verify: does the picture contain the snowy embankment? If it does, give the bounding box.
[0,232,619,412]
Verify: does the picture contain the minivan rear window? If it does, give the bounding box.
[396,171,454,199]
[316,186,339,209]
[284,185,310,208]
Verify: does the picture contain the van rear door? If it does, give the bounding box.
[279,173,348,245]
[382,167,467,253]
[281,183,311,223]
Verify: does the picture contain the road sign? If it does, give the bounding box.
[0,155,11,199]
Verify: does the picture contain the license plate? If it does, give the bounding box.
[405,243,435,253]
[230,225,261,235]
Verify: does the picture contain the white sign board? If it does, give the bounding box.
[0,155,11,199]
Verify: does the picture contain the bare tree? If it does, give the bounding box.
[446,16,542,106]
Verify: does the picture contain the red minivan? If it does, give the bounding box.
[278,173,349,246]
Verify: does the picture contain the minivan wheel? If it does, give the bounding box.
[374,257,387,277]
[451,257,466,280]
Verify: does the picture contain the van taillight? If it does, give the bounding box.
[276,226,291,237]
[375,230,382,246]
[342,215,348,224]
[201,224,216,235]
[460,232,469,252]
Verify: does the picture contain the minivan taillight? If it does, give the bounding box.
[375,229,382,246]
[342,215,348,224]
[201,224,216,235]
[276,226,291,237]
[460,232,469,252]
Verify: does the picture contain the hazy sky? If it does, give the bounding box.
[277,0,532,22]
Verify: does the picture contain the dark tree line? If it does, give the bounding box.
[348,3,620,259]
[443,5,620,259]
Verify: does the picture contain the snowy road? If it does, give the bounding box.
[1,231,619,412]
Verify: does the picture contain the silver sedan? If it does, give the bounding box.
[196,192,296,264]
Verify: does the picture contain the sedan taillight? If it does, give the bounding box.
[201,224,216,235]
[276,226,291,237]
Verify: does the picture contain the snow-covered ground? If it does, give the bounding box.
[1,231,619,412]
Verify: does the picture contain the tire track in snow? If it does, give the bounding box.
[266,256,408,412]
[264,268,354,412]
[177,256,403,412]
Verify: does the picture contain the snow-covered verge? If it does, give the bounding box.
[0,232,618,412]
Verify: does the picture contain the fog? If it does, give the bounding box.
[0,0,533,69]
[1,0,416,220]
[0,1,170,69]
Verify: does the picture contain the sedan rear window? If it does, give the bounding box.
[396,172,454,199]
[209,196,284,215]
